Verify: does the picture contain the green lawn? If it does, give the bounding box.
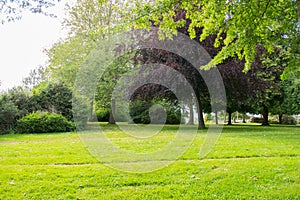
[0,123,299,199]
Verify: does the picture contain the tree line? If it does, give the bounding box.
[0,0,299,133]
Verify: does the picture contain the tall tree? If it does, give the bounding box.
[217,60,252,125]
[46,0,139,124]
[248,46,287,126]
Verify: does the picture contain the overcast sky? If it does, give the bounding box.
[0,1,72,90]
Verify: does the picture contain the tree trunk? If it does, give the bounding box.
[187,101,194,125]
[278,114,283,124]
[108,99,116,124]
[215,111,218,125]
[224,110,226,123]
[88,99,94,122]
[196,94,205,129]
[242,113,246,123]
[227,111,232,125]
[297,0,300,25]
[262,105,270,126]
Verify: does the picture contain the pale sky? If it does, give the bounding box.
[0,1,72,90]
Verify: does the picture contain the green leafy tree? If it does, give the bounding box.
[247,46,288,126]
[33,82,73,120]
[4,86,33,118]
[0,96,19,134]
[46,0,139,124]
[131,0,300,78]
[271,77,300,123]
[0,86,35,133]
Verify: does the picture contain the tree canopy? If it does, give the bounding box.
[131,0,300,78]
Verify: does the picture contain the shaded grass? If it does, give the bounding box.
[0,123,299,199]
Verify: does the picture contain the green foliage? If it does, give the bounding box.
[204,113,212,122]
[95,107,110,122]
[16,112,75,134]
[129,99,151,124]
[72,94,90,130]
[131,0,299,77]
[34,82,73,121]
[280,78,300,115]
[0,86,38,134]
[0,97,18,134]
[129,99,181,124]
[269,115,297,125]
[4,86,33,118]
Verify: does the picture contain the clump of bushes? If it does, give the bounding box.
[16,112,75,133]
[269,115,297,125]
[281,115,297,125]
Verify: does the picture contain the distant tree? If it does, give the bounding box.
[22,65,48,89]
[4,86,33,118]
[0,0,60,24]
[46,0,135,125]
[248,46,287,126]
[271,77,300,123]
[0,86,33,133]
[0,95,19,134]
[217,60,252,125]
[133,48,209,129]
[33,82,73,120]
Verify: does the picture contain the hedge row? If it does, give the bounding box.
[16,112,75,133]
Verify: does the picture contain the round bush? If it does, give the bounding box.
[95,108,110,122]
[16,112,75,133]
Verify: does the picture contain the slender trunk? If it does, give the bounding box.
[187,101,194,125]
[278,114,283,124]
[227,111,232,125]
[242,113,246,123]
[297,0,300,26]
[224,110,226,123]
[215,111,218,125]
[196,94,205,129]
[89,99,94,122]
[262,105,270,126]
[108,99,116,124]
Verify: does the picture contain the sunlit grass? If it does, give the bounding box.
[0,123,299,199]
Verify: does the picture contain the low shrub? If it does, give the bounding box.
[269,115,297,125]
[95,107,110,122]
[16,112,75,133]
